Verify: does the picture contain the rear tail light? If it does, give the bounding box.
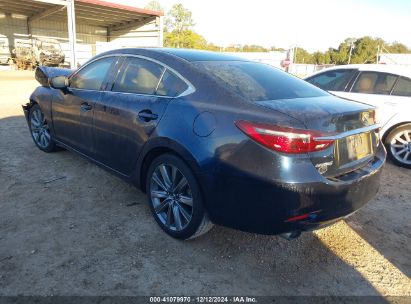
[235,120,334,154]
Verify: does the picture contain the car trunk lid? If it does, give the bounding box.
[256,95,380,177]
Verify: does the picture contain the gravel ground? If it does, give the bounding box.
[0,71,410,296]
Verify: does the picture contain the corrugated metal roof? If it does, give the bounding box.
[77,0,163,16]
[0,0,162,27]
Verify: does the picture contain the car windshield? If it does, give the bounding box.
[195,61,328,101]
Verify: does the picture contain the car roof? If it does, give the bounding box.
[151,48,249,62]
[98,47,250,63]
[308,64,411,79]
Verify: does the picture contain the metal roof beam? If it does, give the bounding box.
[0,0,50,9]
[31,0,68,5]
[74,3,147,18]
[28,5,66,22]
[75,11,133,22]
[108,16,155,32]
[74,7,144,20]
[0,4,41,14]
[37,13,118,27]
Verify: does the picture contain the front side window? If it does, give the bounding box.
[113,57,164,95]
[392,77,411,97]
[306,69,355,91]
[70,57,115,90]
[196,61,328,101]
[156,70,188,97]
[351,72,397,95]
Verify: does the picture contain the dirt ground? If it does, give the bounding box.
[0,70,410,297]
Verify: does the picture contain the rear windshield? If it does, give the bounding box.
[195,61,328,101]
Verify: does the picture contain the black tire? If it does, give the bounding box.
[28,104,58,153]
[385,123,411,169]
[146,153,214,240]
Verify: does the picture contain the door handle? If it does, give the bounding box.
[80,102,92,112]
[138,110,158,122]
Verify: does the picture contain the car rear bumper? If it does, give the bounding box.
[200,142,386,235]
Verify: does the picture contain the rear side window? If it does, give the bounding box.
[392,77,411,97]
[351,72,397,95]
[196,61,327,101]
[306,69,355,91]
[70,57,115,90]
[156,70,188,97]
[113,57,164,95]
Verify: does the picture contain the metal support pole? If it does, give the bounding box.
[376,45,380,64]
[67,0,77,68]
[348,43,353,64]
[347,39,357,65]
[158,16,164,47]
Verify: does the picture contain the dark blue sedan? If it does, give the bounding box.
[23,48,386,240]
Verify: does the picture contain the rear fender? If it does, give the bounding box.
[132,137,202,193]
[381,117,411,143]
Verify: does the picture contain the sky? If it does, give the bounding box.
[108,0,411,52]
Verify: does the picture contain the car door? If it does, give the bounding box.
[389,76,411,105]
[52,56,116,156]
[306,69,357,92]
[333,71,399,126]
[93,56,189,175]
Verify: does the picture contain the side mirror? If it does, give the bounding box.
[49,76,69,89]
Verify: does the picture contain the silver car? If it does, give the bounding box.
[306,64,411,168]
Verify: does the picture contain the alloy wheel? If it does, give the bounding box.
[150,163,194,231]
[390,129,411,165]
[30,108,51,149]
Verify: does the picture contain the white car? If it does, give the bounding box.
[306,64,411,168]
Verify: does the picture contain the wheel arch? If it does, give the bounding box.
[382,121,411,144]
[22,98,38,122]
[135,137,202,194]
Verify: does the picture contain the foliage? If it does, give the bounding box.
[162,4,411,64]
[294,47,313,64]
[164,4,201,48]
[165,4,195,33]
[223,45,269,52]
[293,37,411,64]
[144,0,164,13]
[165,30,208,49]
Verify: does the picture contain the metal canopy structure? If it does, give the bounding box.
[0,0,164,67]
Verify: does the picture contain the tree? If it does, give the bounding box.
[270,46,286,52]
[165,30,208,49]
[386,42,410,53]
[349,36,383,63]
[242,45,268,52]
[161,8,411,60]
[312,51,331,64]
[164,4,201,48]
[145,0,164,13]
[165,4,195,33]
[294,47,314,64]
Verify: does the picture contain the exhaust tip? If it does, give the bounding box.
[280,231,301,240]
